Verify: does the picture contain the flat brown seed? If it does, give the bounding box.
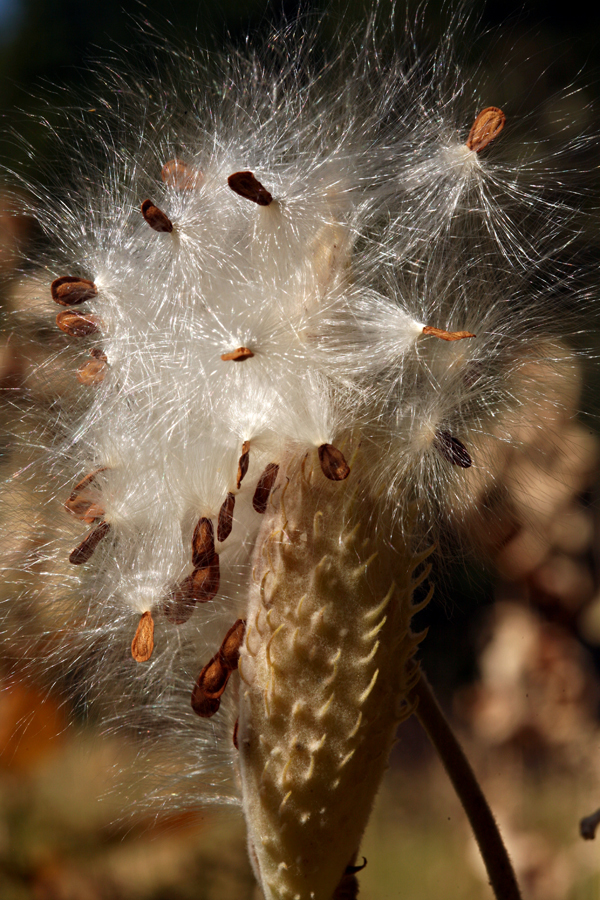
[422,325,476,342]
[51,276,98,307]
[252,463,279,514]
[466,106,506,153]
[237,440,250,490]
[220,346,254,362]
[77,359,107,385]
[192,517,215,569]
[69,521,110,565]
[233,718,239,750]
[163,576,196,625]
[131,611,154,663]
[69,467,108,498]
[198,655,230,699]
[318,444,350,481]
[189,555,220,603]
[217,492,235,542]
[434,431,472,468]
[90,348,108,361]
[161,159,202,190]
[228,171,273,206]
[56,311,101,337]
[64,494,105,523]
[190,689,220,718]
[219,619,246,671]
[141,199,173,233]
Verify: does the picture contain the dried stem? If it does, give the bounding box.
[409,670,522,900]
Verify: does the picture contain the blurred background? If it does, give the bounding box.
[1,1,600,898]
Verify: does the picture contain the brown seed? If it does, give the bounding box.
[189,555,220,603]
[68,467,108,499]
[56,311,101,337]
[77,359,107,385]
[90,348,108,362]
[192,517,215,569]
[318,444,350,482]
[51,276,98,307]
[161,159,202,190]
[466,107,506,153]
[198,654,230,699]
[233,718,239,750]
[217,493,235,542]
[64,495,105,523]
[422,325,476,342]
[141,199,173,233]
[131,611,154,663]
[69,521,110,565]
[237,440,250,490]
[190,689,221,718]
[228,171,273,206]
[434,431,472,468]
[162,577,196,625]
[219,619,246,671]
[252,463,279,514]
[220,346,254,362]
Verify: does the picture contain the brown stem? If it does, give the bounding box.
[409,670,523,900]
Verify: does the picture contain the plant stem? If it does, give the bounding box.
[409,670,523,900]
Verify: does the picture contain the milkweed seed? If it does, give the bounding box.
[161,159,203,190]
[189,555,220,602]
[218,492,235,542]
[190,689,220,718]
[77,358,107,385]
[220,346,254,361]
[237,440,250,489]
[69,521,111,565]
[219,619,246,670]
[131,611,154,663]
[68,467,108,499]
[141,199,173,233]
[51,276,97,306]
[252,463,279,513]
[422,325,476,342]
[434,431,472,468]
[163,577,196,625]
[233,718,239,750]
[192,517,215,569]
[466,107,506,153]
[197,654,230,699]
[90,348,107,361]
[56,311,101,337]
[228,171,273,206]
[318,444,350,481]
[64,493,105,523]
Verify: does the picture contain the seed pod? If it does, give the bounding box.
[161,159,202,190]
[466,107,506,153]
[252,463,279,513]
[189,554,220,602]
[221,346,254,361]
[77,358,108,385]
[69,521,110,565]
[228,171,273,206]
[217,492,235,542]
[422,326,475,342]
[192,517,215,569]
[318,444,350,481]
[141,199,173,233]
[237,441,250,489]
[131,611,154,662]
[51,276,97,306]
[434,431,472,468]
[219,619,246,671]
[56,311,101,337]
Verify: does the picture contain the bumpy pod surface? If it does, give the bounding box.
[1,11,594,900]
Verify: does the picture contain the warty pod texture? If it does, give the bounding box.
[1,14,594,900]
